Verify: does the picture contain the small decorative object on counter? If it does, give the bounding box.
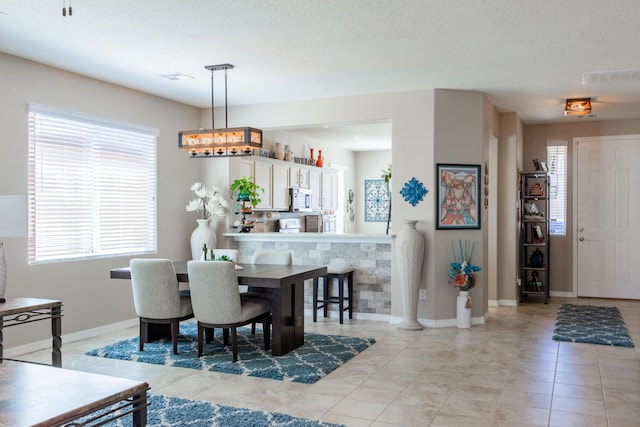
[274,142,285,160]
[309,148,315,165]
[284,145,294,162]
[316,150,324,167]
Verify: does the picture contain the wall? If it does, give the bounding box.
[354,150,393,234]
[0,52,202,347]
[523,118,640,295]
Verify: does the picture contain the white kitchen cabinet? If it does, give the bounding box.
[289,166,310,188]
[308,168,322,210]
[253,161,272,210]
[272,163,290,210]
[321,170,339,210]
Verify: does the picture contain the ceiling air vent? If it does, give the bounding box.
[582,68,640,85]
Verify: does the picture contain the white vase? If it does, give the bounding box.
[395,220,425,330]
[0,243,6,301]
[190,219,216,260]
[456,291,472,328]
[274,142,285,160]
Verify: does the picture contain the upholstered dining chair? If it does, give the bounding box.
[129,258,194,355]
[180,249,242,298]
[187,261,271,362]
[245,250,293,333]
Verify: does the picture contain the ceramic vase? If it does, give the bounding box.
[395,220,425,330]
[284,145,294,162]
[0,243,6,302]
[190,219,216,260]
[456,291,472,328]
[316,149,324,167]
[274,142,285,160]
[309,148,315,165]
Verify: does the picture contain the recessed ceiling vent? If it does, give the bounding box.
[582,68,640,85]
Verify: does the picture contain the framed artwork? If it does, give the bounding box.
[364,179,390,222]
[436,163,481,229]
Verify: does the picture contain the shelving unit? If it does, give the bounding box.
[234,199,255,233]
[519,172,550,304]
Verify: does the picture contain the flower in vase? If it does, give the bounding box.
[185,182,229,219]
[448,240,481,292]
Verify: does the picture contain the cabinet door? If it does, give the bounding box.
[308,168,322,210]
[253,161,272,210]
[322,170,339,210]
[289,166,309,188]
[272,163,290,210]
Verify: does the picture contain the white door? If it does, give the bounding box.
[576,135,640,299]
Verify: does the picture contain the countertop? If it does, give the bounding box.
[223,232,392,244]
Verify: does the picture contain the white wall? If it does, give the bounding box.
[0,53,201,347]
[353,150,392,234]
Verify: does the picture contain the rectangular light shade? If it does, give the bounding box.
[564,98,591,116]
[178,127,263,158]
[0,195,26,238]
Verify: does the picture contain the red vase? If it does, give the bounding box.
[316,150,324,167]
[309,148,315,165]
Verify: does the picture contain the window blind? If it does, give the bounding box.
[27,104,158,263]
[547,144,567,236]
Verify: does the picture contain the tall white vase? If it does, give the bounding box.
[395,220,425,330]
[456,291,472,328]
[190,219,216,260]
[0,243,6,302]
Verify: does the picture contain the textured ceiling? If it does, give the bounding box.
[1,1,640,150]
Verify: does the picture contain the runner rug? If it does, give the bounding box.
[552,304,634,347]
[86,323,375,383]
[85,393,344,427]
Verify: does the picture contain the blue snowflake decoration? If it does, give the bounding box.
[400,177,428,207]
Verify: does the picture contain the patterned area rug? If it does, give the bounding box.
[86,323,375,383]
[85,393,344,427]
[552,304,635,347]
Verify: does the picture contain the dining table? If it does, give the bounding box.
[110,262,327,356]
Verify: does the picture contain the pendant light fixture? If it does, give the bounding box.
[564,98,592,116]
[178,64,262,158]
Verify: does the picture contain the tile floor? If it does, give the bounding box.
[19,297,640,426]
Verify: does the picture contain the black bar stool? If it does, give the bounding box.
[312,267,354,324]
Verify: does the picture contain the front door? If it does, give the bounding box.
[576,135,640,299]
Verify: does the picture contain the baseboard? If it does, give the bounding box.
[550,291,574,298]
[498,299,518,307]
[304,308,390,323]
[488,299,499,307]
[390,314,486,328]
[3,318,138,359]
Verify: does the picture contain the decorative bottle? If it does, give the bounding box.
[309,148,315,165]
[316,150,324,167]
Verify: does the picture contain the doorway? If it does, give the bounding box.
[575,135,640,299]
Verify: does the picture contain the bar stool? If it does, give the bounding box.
[313,266,354,324]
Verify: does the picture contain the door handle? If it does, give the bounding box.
[579,227,585,232]
[579,237,584,241]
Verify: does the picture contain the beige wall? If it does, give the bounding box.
[523,119,640,295]
[354,150,393,234]
[0,52,202,347]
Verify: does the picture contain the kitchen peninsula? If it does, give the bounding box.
[223,232,392,318]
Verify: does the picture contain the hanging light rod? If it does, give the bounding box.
[178,63,262,158]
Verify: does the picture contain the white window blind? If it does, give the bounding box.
[547,144,567,236]
[27,104,158,263]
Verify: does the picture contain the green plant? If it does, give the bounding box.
[230,176,264,208]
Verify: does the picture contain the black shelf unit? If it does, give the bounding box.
[520,172,550,303]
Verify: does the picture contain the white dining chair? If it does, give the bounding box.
[187,261,271,362]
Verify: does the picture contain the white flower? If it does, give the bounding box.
[185,182,228,219]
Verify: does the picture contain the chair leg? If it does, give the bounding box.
[263,315,271,351]
[197,323,204,357]
[231,327,238,362]
[223,328,230,346]
[170,320,180,355]
[348,272,354,319]
[338,275,344,324]
[205,327,214,344]
[251,322,256,334]
[139,318,146,352]
[323,277,329,318]
[313,277,319,322]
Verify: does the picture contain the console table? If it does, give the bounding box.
[0,360,149,426]
[0,298,63,367]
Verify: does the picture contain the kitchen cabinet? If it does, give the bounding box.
[272,163,290,210]
[289,166,310,188]
[308,168,322,210]
[321,170,339,210]
[253,161,272,210]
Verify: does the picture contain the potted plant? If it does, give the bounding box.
[230,176,264,209]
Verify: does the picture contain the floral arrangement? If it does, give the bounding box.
[185,182,229,219]
[448,240,481,292]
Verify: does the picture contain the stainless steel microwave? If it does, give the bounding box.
[289,187,312,212]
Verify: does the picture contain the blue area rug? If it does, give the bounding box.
[552,304,635,348]
[86,393,344,427]
[86,323,375,383]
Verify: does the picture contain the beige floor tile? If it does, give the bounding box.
[551,395,606,417]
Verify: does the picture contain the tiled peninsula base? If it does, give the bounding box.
[224,233,392,317]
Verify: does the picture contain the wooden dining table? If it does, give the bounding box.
[110,262,327,356]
